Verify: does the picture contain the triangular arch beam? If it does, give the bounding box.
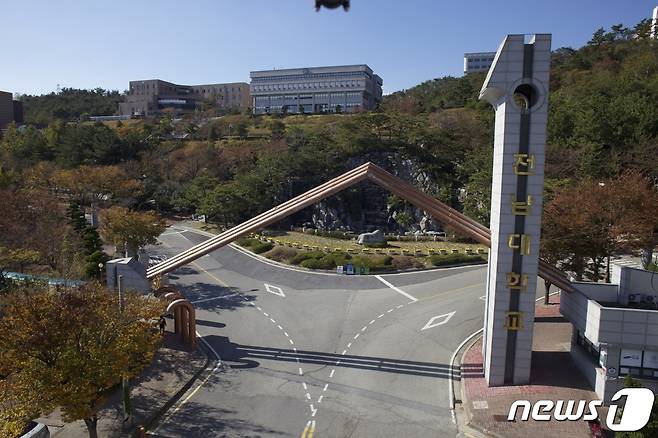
[147,162,574,293]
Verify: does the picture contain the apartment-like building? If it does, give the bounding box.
[118,79,250,117]
[463,52,496,74]
[249,64,383,115]
[0,90,23,131]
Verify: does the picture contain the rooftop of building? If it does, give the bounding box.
[128,79,248,87]
[250,64,375,76]
[464,51,496,57]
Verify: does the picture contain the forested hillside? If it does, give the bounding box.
[18,88,124,125]
[1,21,658,281]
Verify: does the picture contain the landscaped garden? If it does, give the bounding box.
[234,230,487,273]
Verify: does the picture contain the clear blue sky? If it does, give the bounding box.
[1,0,656,96]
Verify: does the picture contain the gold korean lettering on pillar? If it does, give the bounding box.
[507,234,531,255]
[513,154,535,176]
[511,195,533,216]
[506,272,528,292]
[505,312,524,330]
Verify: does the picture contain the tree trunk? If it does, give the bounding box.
[641,247,653,269]
[544,279,552,305]
[84,416,99,438]
[605,252,611,283]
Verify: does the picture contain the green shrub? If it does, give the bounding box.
[391,255,425,270]
[264,246,298,262]
[300,257,335,270]
[349,255,394,272]
[290,250,325,265]
[324,251,351,266]
[429,254,483,267]
[237,237,260,248]
[252,242,274,254]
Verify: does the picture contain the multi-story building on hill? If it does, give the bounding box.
[463,52,496,74]
[249,64,383,115]
[118,79,250,117]
[0,90,23,131]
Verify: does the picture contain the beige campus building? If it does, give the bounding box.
[119,79,250,117]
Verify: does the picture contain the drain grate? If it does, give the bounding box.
[493,414,511,422]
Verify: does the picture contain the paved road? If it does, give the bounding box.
[147,225,537,438]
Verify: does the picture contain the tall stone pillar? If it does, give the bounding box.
[480,34,551,385]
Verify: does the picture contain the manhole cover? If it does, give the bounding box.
[472,400,489,410]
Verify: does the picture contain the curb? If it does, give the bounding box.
[135,342,212,436]
[454,291,563,438]
[454,332,509,438]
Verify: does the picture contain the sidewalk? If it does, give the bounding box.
[456,294,605,438]
[38,329,208,437]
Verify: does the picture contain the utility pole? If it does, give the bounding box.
[118,276,133,428]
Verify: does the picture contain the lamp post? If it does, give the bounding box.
[117,275,133,427]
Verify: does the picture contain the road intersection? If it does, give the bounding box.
[148,225,536,437]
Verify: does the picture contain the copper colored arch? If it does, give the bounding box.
[153,286,180,298]
[147,162,574,293]
[166,299,196,348]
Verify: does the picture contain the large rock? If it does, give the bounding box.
[357,229,385,245]
[312,202,345,230]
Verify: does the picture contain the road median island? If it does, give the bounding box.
[200,225,488,274]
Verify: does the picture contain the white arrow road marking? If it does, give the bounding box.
[264,283,285,297]
[421,311,456,331]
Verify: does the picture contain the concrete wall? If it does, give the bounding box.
[562,287,658,349]
[106,257,151,293]
[613,264,658,306]
[571,281,618,301]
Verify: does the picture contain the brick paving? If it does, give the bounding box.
[459,294,602,438]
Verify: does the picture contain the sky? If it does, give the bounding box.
[1,0,656,96]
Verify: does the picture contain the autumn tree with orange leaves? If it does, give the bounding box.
[541,171,658,287]
[0,282,164,438]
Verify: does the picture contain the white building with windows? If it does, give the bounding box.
[249,64,382,115]
[463,52,496,74]
[560,263,658,403]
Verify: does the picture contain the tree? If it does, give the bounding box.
[99,207,166,257]
[0,247,40,273]
[298,104,306,115]
[53,165,142,206]
[234,121,248,138]
[334,104,342,114]
[269,119,286,139]
[0,188,84,278]
[0,282,164,438]
[617,375,658,438]
[394,211,413,230]
[541,172,658,282]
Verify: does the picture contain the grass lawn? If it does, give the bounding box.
[264,231,485,255]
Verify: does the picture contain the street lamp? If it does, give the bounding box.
[117,276,133,428]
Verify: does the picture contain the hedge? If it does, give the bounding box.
[252,242,274,254]
[429,254,483,267]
